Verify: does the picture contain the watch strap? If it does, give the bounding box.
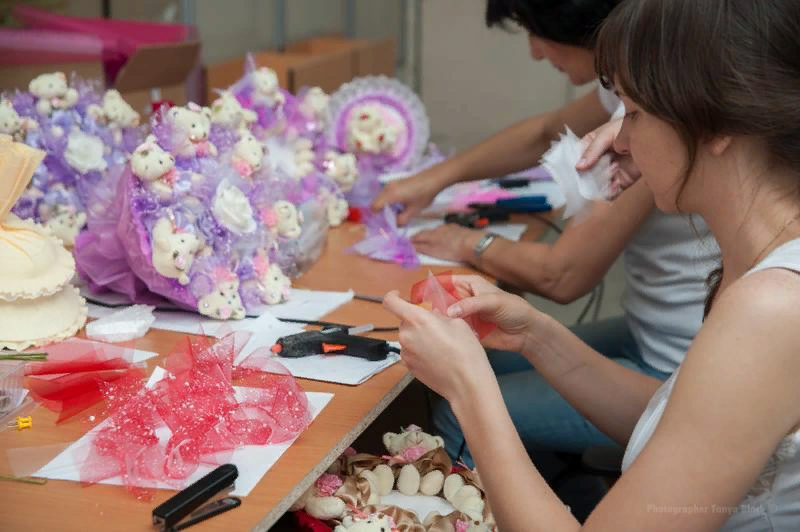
[473,232,499,260]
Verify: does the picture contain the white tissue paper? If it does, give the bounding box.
[541,127,615,220]
[85,305,156,343]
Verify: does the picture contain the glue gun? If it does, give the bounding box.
[270,326,395,361]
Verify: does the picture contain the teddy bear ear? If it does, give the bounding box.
[56,72,66,81]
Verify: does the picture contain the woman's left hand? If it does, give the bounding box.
[383,290,494,402]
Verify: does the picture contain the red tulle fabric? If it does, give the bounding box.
[410,272,496,339]
[24,339,145,423]
[75,332,311,500]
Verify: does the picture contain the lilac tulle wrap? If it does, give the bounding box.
[348,206,419,268]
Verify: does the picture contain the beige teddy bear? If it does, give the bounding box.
[150,217,202,284]
[292,137,316,178]
[382,426,448,497]
[87,90,140,144]
[210,90,257,131]
[0,99,38,142]
[347,104,397,155]
[252,67,285,107]
[333,512,396,532]
[196,272,246,320]
[131,140,178,199]
[323,151,358,192]
[298,86,330,123]
[29,72,79,115]
[270,200,303,239]
[231,132,267,177]
[40,204,87,248]
[168,104,218,158]
[290,469,386,521]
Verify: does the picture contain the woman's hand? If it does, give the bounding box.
[410,224,483,262]
[445,275,542,354]
[371,165,452,226]
[383,290,494,402]
[576,117,640,199]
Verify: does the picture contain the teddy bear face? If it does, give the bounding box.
[260,263,291,305]
[197,279,246,320]
[211,91,257,130]
[103,90,140,128]
[326,196,349,227]
[273,200,302,239]
[29,72,69,100]
[253,67,280,97]
[383,427,445,456]
[131,142,176,182]
[324,151,358,191]
[232,133,267,175]
[169,105,212,142]
[43,206,87,248]
[347,104,398,155]
[151,218,202,284]
[0,100,21,137]
[299,87,330,122]
[335,514,396,532]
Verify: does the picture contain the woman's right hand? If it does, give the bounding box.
[445,275,543,354]
[576,117,641,199]
[370,164,452,226]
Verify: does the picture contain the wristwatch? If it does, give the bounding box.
[473,232,499,261]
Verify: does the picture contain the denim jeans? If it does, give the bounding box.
[433,316,671,469]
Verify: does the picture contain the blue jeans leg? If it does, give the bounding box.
[433,316,670,468]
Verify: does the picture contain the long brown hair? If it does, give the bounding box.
[594,0,800,315]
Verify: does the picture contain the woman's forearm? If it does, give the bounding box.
[521,315,663,445]
[451,380,581,532]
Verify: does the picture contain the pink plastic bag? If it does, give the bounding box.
[410,271,496,339]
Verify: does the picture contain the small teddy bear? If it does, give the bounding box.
[264,200,303,239]
[210,90,258,131]
[196,269,246,320]
[298,86,330,124]
[40,204,87,248]
[231,132,267,177]
[382,426,448,497]
[333,512,397,532]
[252,67,285,107]
[323,151,358,192]
[442,472,487,523]
[324,192,350,227]
[252,255,291,305]
[28,72,79,115]
[87,90,140,144]
[150,217,202,285]
[130,140,178,199]
[290,468,386,521]
[0,99,38,142]
[168,103,218,158]
[292,137,316,179]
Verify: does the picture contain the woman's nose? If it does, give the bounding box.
[613,124,631,155]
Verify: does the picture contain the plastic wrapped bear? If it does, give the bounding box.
[0,99,38,142]
[168,104,218,158]
[28,72,79,115]
[86,89,140,144]
[231,131,267,178]
[150,217,203,285]
[130,140,178,199]
[252,67,286,108]
[210,90,258,131]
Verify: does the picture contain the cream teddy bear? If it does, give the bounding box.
[252,255,291,305]
[0,99,38,142]
[40,204,87,248]
[324,192,349,227]
[231,132,267,177]
[290,469,386,521]
[347,104,397,154]
[252,67,285,107]
[87,90,140,144]
[210,90,258,131]
[168,103,218,158]
[442,474,486,523]
[323,151,358,192]
[383,426,447,497]
[333,513,396,532]
[298,86,330,123]
[131,140,178,199]
[150,218,202,285]
[196,271,246,320]
[292,137,316,178]
[29,72,79,115]
[265,200,303,239]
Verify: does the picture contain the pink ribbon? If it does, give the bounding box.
[161,168,179,186]
[233,159,253,177]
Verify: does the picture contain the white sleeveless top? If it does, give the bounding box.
[622,238,800,530]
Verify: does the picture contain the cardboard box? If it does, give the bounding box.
[205,36,395,103]
[0,39,201,117]
[286,35,395,78]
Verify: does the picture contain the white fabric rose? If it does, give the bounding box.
[64,130,108,174]
[212,179,257,234]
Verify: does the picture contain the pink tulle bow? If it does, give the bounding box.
[161,168,179,186]
[233,159,253,177]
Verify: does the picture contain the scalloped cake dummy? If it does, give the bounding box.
[0,136,87,350]
[327,76,430,173]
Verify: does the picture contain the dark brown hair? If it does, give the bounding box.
[594,0,800,315]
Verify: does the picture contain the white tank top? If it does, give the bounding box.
[622,238,800,531]
[622,212,720,373]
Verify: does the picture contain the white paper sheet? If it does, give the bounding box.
[278,352,400,386]
[381,491,456,522]
[34,366,334,497]
[404,219,528,267]
[249,289,354,321]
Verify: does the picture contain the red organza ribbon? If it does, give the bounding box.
[410,271,496,339]
[24,339,144,423]
[78,332,311,500]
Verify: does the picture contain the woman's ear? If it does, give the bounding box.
[708,134,733,156]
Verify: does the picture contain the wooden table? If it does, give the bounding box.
[0,217,558,531]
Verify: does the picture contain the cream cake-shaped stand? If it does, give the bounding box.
[0,135,88,350]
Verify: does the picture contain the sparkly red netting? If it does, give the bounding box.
[59,332,310,500]
[410,272,497,339]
